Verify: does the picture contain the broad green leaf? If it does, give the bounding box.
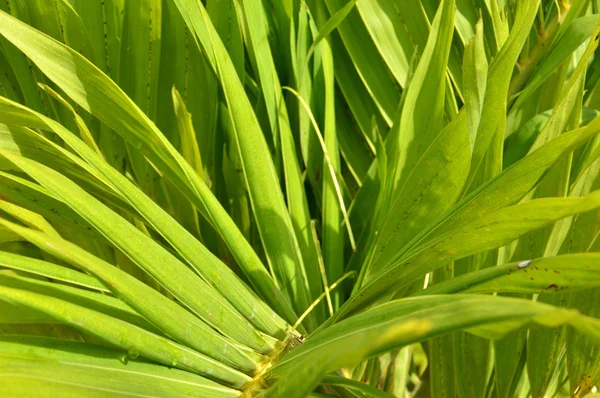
[427,265,457,398]
[336,100,374,184]
[327,31,389,144]
[237,0,281,153]
[366,111,469,276]
[495,327,527,398]
[467,0,540,187]
[341,191,600,318]
[280,21,328,328]
[452,329,491,398]
[67,0,123,77]
[0,170,116,258]
[0,2,48,116]
[0,300,54,324]
[38,84,102,154]
[295,2,322,199]
[173,87,203,178]
[516,48,589,398]
[528,29,596,156]
[413,117,600,253]
[420,253,600,296]
[567,290,600,397]
[504,111,552,167]
[388,0,455,195]
[0,122,133,214]
[257,358,331,398]
[268,295,600,384]
[118,0,162,199]
[171,86,204,241]
[306,0,357,66]
[528,307,567,398]
[0,48,22,104]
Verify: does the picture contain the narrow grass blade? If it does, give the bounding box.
[0,251,107,292]
[0,9,297,325]
[0,97,290,340]
[1,152,277,353]
[0,271,157,334]
[0,336,241,397]
[0,219,262,372]
[0,284,252,388]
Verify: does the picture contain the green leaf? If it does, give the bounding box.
[0,336,241,398]
[0,271,157,334]
[306,0,357,67]
[0,282,251,388]
[320,0,400,123]
[0,8,297,325]
[0,96,290,340]
[0,198,59,237]
[319,35,345,311]
[512,15,600,110]
[0,299,54,324]
[467,0,540,188]
[321,374,396,398]
[387,0,456,195]
[0,220,262,373]
[355,0,409,87]
[341,191,600,318]
[463,19,488,151]
[419,253,600,296]
[268,295,600,384]
[0,250,107,292]
[366,110,470,276]
[567,290,600,397]
[172,0,313,321]
[0,152,278,354]
[419,118,600,251]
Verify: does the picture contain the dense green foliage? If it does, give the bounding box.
[0,0,600,396]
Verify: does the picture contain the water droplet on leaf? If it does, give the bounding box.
[127,348,139,359]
